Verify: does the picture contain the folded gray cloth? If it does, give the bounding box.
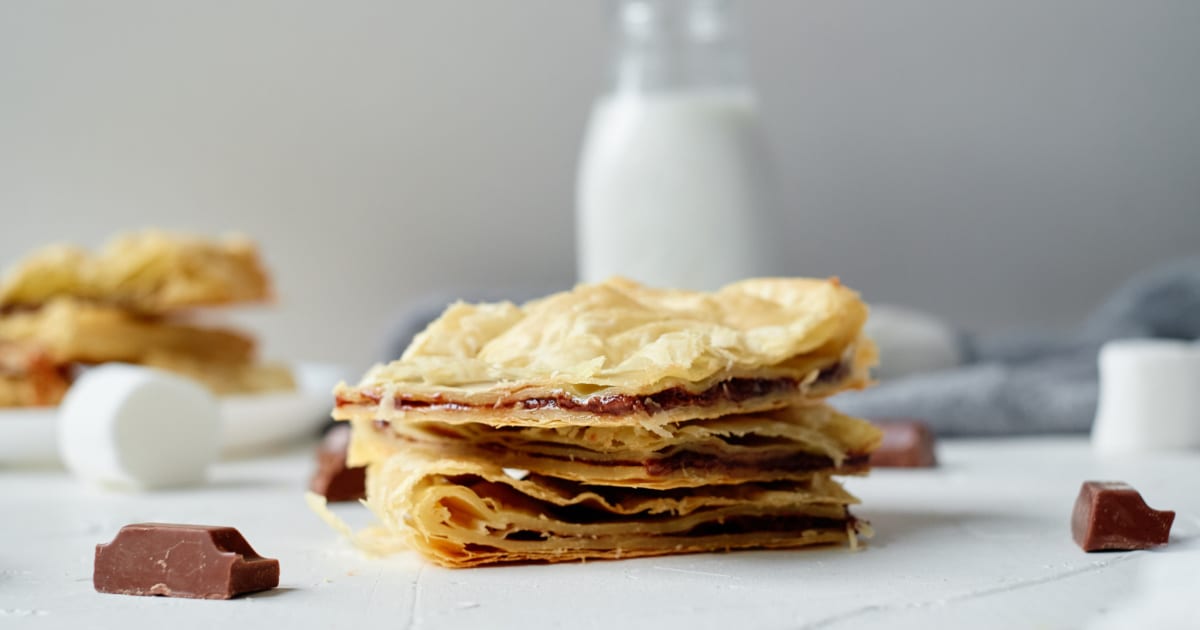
[836,256,1200,435]
[832,355,1101,436]
[382,257,1200,436]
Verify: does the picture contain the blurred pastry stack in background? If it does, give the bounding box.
[0,231,293,407]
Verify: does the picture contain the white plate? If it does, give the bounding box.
[0,362,350,466]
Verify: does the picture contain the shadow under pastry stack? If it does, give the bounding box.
[0,231,293,408]
[334,277,882,567]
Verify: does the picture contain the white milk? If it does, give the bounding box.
[575,88,777,290]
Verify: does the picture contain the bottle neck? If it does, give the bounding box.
[610,0,751,94]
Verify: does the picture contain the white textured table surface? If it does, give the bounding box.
[3,437,1197,629]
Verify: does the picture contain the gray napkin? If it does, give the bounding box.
[837,256,1200,435]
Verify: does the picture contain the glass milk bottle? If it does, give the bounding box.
[576,0,779,290]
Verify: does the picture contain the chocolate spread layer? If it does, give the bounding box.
[641,451,868,477]
[546,509,852,532]
[681,513,852,537]
[345,361,848,417]
[464,511,852,555]
[452,472,854,529]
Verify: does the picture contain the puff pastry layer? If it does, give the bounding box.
[0,230,271,313]
[354,404,881,489]
[0,298,255,365]
[0,342,70,407]
[0,299,293,397]
[140,354,295,396]
[365,452,865,568]
[335,277,874,429]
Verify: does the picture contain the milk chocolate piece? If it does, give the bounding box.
[310,424,366,502]
[94,523,280,599]
[1072,481,1175,552]
[868,420,937,468]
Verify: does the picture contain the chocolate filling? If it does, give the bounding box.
[641,451,867,477]
[488,515,851,543]
[450,474,852,531]
[680,513,852,537]
[344,361,848,417]
[456,513,856,563]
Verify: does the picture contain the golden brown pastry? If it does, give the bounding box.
[0,231,291,406]
[141,353,295,395]
[364,452,867,568]
[327,277,879,568]
[0,342,70,407]
[0,231,271,313]
[353,404,881,489]
[0,298,255,365]
[335,277,875,430]
[0,245,87,308]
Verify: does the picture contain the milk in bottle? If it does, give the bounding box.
[576,0,778,290]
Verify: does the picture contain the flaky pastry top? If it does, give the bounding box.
[343,276,869,401]
[0,230,271,312]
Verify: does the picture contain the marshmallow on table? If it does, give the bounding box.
[1091,339,1200,454]
[57,364,220,490]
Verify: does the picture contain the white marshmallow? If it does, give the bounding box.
[1091,339,1200,454]
[57,364,220,489]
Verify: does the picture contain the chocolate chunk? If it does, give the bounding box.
[310,424,366,502]
[868,420,937,468]
[94,523,279,599]
[1072,481,1175,551]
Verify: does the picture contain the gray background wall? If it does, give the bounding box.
[2,1,1197,370]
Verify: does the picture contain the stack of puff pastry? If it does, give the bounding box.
[0,231,293,407]
[333,277,881,567]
